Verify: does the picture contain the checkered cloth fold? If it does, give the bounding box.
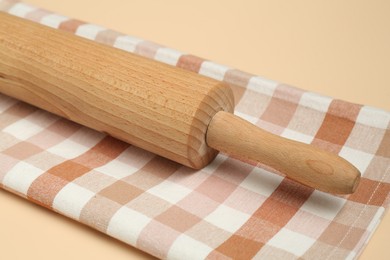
[1,1,389,259]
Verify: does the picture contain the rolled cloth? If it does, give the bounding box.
[0,1,389,259]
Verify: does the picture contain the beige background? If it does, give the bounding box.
[1,0,389,259]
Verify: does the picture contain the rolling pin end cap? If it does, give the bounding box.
[350,168,361,194]
[331,164,361,195]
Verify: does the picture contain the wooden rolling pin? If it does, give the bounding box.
[0,12,360,194]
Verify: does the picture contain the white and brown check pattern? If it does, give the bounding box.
[1,1,389,259]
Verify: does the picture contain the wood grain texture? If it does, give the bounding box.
[206,111,361,194]
[0,12,360,193]
[0,12,234,169]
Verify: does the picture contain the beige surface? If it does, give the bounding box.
[1,0,389,259]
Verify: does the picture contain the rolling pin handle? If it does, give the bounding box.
[206,111,361,194]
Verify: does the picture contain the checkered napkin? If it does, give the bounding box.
[1,1,389,259]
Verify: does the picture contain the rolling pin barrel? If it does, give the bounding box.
[0,12,361,194]
[0,12,234,169]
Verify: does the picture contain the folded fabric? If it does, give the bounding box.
[1,1,389,259]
